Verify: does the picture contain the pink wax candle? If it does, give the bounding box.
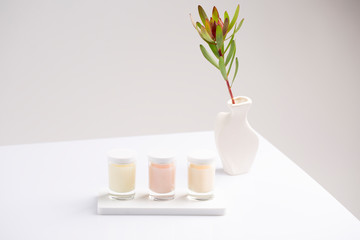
[148,150,176,200]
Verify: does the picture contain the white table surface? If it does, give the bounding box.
[0,131,359,239]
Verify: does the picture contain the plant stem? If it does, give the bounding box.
[225,79,235,104]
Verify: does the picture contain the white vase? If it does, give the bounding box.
[214,96,259,175]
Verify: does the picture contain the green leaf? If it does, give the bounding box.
[231,57,239,86]
[219,57,228,81]
[192,20,214,44]
[200,26,215,43]
[216,25,223,52]
[225,40,236,66]
[234,18,244,34]
[198,5,208,25]
[198,34,214,44]
[212,6,219,22]
[224,11,230,23]
[200,44,219,69]
[227,48,236,75]
[228,4,239,32]
[225,29,236,52]
[208,43,220,58]
[225,23,236,41]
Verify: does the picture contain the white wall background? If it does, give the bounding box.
[1,0,359,219]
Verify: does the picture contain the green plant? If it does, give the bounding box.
[190,5,244,104]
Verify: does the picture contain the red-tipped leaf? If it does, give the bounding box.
[210,18,217,38]
[212,6,219,22]
[224,11,230,23]
[205,19,214,39]
[222,18,229,36]
[198,5,208,25]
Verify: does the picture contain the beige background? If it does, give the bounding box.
[1,0,359,219]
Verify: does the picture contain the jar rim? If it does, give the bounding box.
[107,148,136,164]
[148,149,176,164]
[188,149,216,165]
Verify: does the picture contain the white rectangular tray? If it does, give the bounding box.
[97,190,226,216]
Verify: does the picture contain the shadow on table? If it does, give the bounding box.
[216,168,228,176]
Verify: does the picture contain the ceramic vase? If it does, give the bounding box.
[214,96,259,175]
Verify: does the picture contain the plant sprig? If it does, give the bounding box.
[190,5,244,104]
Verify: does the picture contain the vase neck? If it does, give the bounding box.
[228,103,251,116]
[227,96,252,115]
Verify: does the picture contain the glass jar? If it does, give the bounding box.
[107,149,136,200]
[187,149,216,200]
[148,150,176,200]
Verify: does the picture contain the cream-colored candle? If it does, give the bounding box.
[187,150,216,200]
[108,163,136,193]
[107,149,136,200]
[188,163,214,193]
[148,150,176,200]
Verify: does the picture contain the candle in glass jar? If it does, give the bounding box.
[107,149,136,200]
[187,149,216,200]
[148,150,176,200]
